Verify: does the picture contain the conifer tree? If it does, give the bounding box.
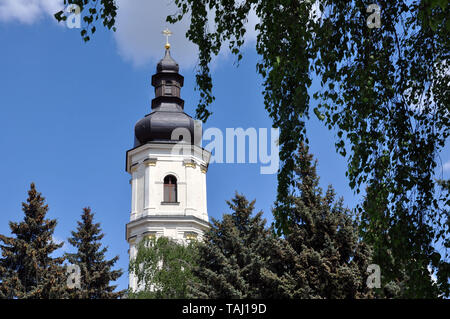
[191,194,278,298]
[65,207,124,299]
[0,183,67,299]
[192,145,373,299]
[269,144,373,298]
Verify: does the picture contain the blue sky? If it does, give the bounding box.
[0,1,448,292]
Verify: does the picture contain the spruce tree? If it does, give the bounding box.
[270,144,373,298]
[0,183,67,299]
[65,207,124,299]
[191,194,278,298]
[192,145,373,298]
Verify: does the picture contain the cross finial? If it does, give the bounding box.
[162,28,173,49]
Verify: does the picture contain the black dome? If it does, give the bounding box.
[156,49,179,73]
[134,49,194,147]
[134,105,195,145]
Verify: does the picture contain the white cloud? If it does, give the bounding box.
[114,0,259,69]
[0,0,63,24]
[0,0,261,71]
[0,0,260,69]
[114,0,197,68]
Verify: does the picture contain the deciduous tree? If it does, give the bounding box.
[129,236,198,299]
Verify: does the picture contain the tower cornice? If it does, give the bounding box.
[126,215,210,242]
[126,142,211,174]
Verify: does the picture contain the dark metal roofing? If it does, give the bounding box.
[156,49,179,73]
[133,49,195,147]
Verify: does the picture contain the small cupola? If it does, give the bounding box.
[133,43,195,147]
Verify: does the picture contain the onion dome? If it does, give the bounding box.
[156,49,179,73]
[134,48,195,147]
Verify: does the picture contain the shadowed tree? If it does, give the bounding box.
[190,193,277,298]
[267,144,373,298]
[193,155,373,299]
[0,183,67,299]
[65,207,124,299]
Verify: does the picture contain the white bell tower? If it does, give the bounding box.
[125,38,211,290]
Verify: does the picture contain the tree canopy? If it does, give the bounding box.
[128,236,198,299]
[0,183,66,299]
[191,193,276,298]
[54,0,449,297]
[193,162,373,299]
[277,144,374,298]
[65,207,124,299]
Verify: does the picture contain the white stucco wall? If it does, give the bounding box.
[125,142,211,291]
[128,143,209,222]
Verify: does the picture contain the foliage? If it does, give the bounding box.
[434,178,450,296]
[65,207,124,299]
[0,183,67,299]
[361,181,448,298]
[193,181,372,298]
[54,0,118,42]
[54,0,449,297]
[128,236,198,299]
[271,144,374,298]
[167,0,449,243]
[191,193,277,298]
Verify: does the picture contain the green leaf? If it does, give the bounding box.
[313,107,325,121]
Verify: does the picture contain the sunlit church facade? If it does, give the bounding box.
[125,40,211,290]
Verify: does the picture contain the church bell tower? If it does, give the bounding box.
[125,35,211,290]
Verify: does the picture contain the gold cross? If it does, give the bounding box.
[162,28,173,49]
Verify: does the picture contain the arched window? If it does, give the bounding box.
[163,175,177,203]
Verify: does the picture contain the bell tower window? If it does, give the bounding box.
[163,175,177,203]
